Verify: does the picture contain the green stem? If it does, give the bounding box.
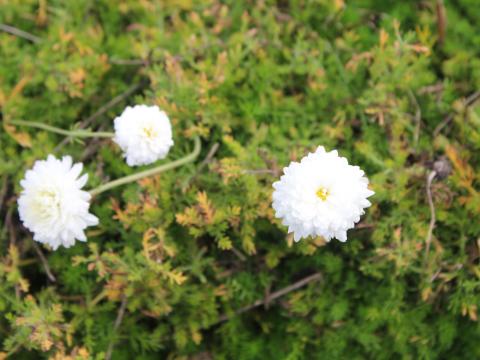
[89,136,201,197]
[9,119,114,138]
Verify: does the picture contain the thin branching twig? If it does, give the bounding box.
[436,0,447,46]
[81,82,144,128]
[32,242,56,282]
[105,295,128,360]
[5,205,21,299]
[6,207,16,246]
[0,23,41,43]
[230,246,247,262]
[425,170,437,256]
[109,58,149,66]
[0,176,8,215]
[418,83,443,95]
[433,91,480,137]
[242,169,279,175]
[181,142,219,192]
[80,123,110,162]
[56,82,145,150]
[212,272,323,326]
[407,89,422,150]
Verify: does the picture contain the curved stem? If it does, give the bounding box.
[8,119,114,138]
[89,136,201,197]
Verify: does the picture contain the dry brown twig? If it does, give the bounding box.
[213,272,323,326]
[80,123,111,162]
[425,170,437,256]
[6,207,16,246]
[407,89,422,150]
[243,169,277,175]
[32,242,56,282]
[418,83,444,95]
[55,82,144,151]
[4,203,20,301]
[0,23,41,43]
[436,0,447,46]
[433,90,480,137]
[230,246,247,262]
[181,142,219,192]
[0,176,8,215]
[105,295,128,360]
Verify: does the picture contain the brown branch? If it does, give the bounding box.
[109,58,150,66]
[181,142,219,192]
[109,49,156,67]
[32,242,56,282]
[6,207,16,246]
[355,222,374,229]
[4,203,21,299]
[200,143,220,167]
[0,176,8,214]
[81,82,144,128]
[105,295,128,360]
[0,23,41,43]
[418,83,444,95]
[242,169,279,175]
[425,170,437,256]
[230,246,247,262]
[436,0,447,46]
[213,272,323,325]
[433,90,480,137]
[55,82,144,150]
[407,89,422,150]
[79,123,110,162]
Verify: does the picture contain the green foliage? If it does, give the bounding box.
[1,0,480,358]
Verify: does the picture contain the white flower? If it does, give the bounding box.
[272,146,374,242]
[113,105,174,166]
[18,155,99,250]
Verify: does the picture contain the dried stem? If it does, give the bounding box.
[213,272,323,326]
[230,246,247,262]
[109,58,149,66]
[6,207,16,246]
[407,89,422,150]
[243,169,278,175]
[105,295,128,360]
[436,0,447,46]
[419,83,444,95]
[425,170,437,256]
[0,23,41,43]
[32,242,56,282]
[56,82,144,150]
[80,123,111,162]
[433,91,480,137]
[181,142,219,191]
[0,176,8,215]
[80,83,144,128]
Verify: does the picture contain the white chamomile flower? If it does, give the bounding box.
[272,146,374,242]
[18,155,99,250]
[113,105,174,166]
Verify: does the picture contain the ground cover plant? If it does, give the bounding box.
[1,0,480,358]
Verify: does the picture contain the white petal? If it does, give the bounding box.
[17,155,98,250]
[112,104,174,167]
[272,145,373,244]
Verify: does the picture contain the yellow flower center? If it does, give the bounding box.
[142,125,158,139]
[34,189,61,220]
[316,187,329,201]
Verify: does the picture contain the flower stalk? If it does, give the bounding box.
[9,119,114,138]
[89,136,201,197]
